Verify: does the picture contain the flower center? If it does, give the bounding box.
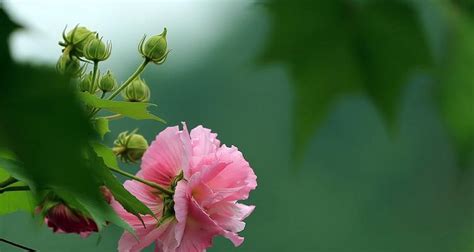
[157,171,184,226]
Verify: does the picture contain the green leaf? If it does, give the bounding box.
[90,141,119,170]
[0,164,34,215]
[94,118,110,139]
[79,92,166,123]
[262,0,433,162]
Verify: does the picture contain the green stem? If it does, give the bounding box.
[98,114,123,121]
[91,61,99,93]
[0,176,18,188]
[108,166,173,196]
[0,185,29,194]
[89,59,149,118]
[108,59,149,101]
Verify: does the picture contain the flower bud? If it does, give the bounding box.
[83,36,111,62]
[113,130,148,163]
[122,77,150,102]
[138,28,169,64]
[44,203,98,237]
[56,54,83,77]
[79,71,98,94]
[62,26,97,57]
[38,188,111,238]
[98,70,117,92]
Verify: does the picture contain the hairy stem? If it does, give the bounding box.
[108,166,173,196]
[0,176,18,188]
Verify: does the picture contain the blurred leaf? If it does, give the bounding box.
[79,92,166,123]
[437,6,474,162]
[0,164,34,215]
[262,0,432,162]
[0,7,130,231]
[452,0,474,16]
[93,118,110,139]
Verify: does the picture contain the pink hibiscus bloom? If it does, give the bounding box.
[112,124,257,252]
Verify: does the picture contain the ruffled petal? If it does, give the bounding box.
[206,145,257,201]
[141,126,191,186]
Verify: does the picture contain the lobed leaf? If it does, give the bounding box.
[79,92,166,123]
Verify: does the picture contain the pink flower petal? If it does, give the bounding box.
[141,126,191,186]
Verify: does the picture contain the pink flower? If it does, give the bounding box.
[112,124,257,252]
[43,187,112,237]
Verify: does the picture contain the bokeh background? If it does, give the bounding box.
[1,0,474,251]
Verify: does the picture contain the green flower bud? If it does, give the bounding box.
[61,26,96,57]
[122,77,150,102]
[138,28,170,64]
[56,54,83,77]
[98,70,117,92]
[83,36,111,62]
[79,71,98,94]
[113,130,148,163]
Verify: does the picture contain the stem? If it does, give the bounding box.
[0,238,36,251]
[91,61,99,93]
[109,167,173,196]
[0,176,18,188]
[98,114,123,121]
[89,59,149,118]
[0,185,30,194]
[108,59,149,101]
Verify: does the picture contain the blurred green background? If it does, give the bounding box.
[1,0,474,251]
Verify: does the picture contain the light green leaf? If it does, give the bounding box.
[90,141,119,170]
[79,92,166,123]
[0,164,34,215]
[94,118,110,139]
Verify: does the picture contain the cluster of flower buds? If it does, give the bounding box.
[56,25,169,102]
[112,130,149,163]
